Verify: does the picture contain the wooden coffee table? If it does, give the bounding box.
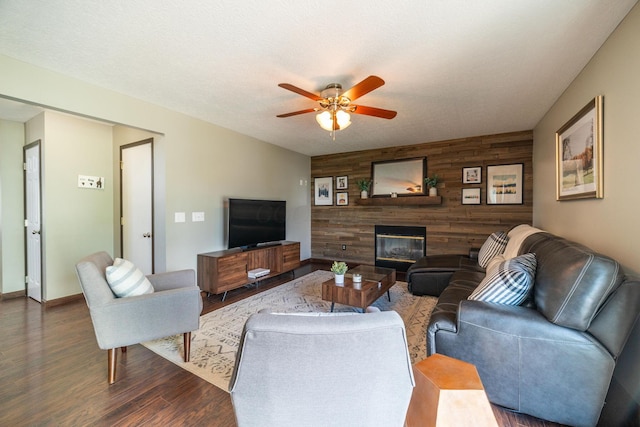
[321,265,397,312]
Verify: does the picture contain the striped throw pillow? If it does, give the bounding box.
[468,253,537,305]
[478,231,509,268]
[105,258,154,297]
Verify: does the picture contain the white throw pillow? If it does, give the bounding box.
[105,258,154,297]
[478,231,509,268]
[503,224,543,259]
[469,253,537,305]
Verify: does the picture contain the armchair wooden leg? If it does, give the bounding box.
[183,332,191,362]
[121,346,127,353]
[108,348,117,385]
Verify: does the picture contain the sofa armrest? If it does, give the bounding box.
[147,269,195,291]
[89,286,202,349]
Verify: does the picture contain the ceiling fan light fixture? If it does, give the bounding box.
[316,110,351,132]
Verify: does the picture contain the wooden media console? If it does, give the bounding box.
[197,241,300,297]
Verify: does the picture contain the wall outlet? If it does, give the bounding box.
[342,245,347,250]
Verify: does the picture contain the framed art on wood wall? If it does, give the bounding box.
[556,95,603,201]
[462,188,481,205]
[314,176,333,205]
[336,176,348,190]
[336,192,349,206]
[462,166,482,184]
[486,163,523,205]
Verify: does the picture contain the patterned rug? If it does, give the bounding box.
[142,270,437,392]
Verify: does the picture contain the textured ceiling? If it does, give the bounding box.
[0,0,636,156]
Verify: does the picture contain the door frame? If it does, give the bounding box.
[119,138,154,272]
[23,139,43,299]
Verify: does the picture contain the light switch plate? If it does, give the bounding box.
[192,212,205,222]
[174,212,186,223]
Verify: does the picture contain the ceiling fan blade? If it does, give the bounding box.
[276,108,316,118]
[278,83,322,101]
[351,104,397,119]
[342,75,385,101]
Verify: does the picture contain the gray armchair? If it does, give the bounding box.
[229,309,415,427]
[75,251,202,384]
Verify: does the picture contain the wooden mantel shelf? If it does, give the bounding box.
[355,196,442,206]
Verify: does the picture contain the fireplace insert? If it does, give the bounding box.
[374,225,426,272]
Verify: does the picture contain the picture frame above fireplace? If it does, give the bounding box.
[371,157,426,197]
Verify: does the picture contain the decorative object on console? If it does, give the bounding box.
[276,76,397,141]
[555,95,603,201]
[314,176,333,206]
[486,163,524,205]
[462,187,481,204]
[372,157,426,196]
[331,261,348,284]
[424,174,440,196]
[356,178,372,198]
[462,166,482,184]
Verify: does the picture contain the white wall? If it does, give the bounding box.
[26,111,115,300]
[0,54,311,300]
[0,119,25,294]
[533,3,640,275]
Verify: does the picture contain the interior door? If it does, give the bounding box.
[121,139,154,274]
[24,141,42,302]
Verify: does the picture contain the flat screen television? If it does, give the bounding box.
[227,198,286,250]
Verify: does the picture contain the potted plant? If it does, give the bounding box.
[425,174,440,196]
[331,261,348,284]
[356,179,372,199]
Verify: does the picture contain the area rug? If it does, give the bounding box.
[142,269,437,392]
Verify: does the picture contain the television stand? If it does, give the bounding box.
[197,241,300,298]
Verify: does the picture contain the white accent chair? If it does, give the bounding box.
[75,251,202,384]
[229,309,415,427]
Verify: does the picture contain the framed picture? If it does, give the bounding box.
[371,157,426,196]
[556,95,604,200]
[314,176,333,206]
[336,192,349,206]
[462,166,482,184]
[486,163,524,205]
[336,176,348,190]
[462,188,481,205]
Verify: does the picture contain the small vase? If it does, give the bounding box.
[429,187,438,196]
[360,190,368,199]
[334,274,345,284]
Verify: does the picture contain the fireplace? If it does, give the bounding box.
[375,225,426,272]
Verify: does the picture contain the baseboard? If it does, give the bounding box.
[44,293,84,308]
[0,290,26,300]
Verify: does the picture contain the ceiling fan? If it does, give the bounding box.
[277,75,397,139]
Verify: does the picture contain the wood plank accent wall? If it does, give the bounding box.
[310,130,533,264]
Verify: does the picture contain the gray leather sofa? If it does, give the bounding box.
[414,226,640,426]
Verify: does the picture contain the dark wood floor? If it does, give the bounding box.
[0,262,563,426]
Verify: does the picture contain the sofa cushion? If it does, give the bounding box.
[105,258,154,297]
[520,233,624,331]
[478,231,509,268]
[469,253,537,305]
